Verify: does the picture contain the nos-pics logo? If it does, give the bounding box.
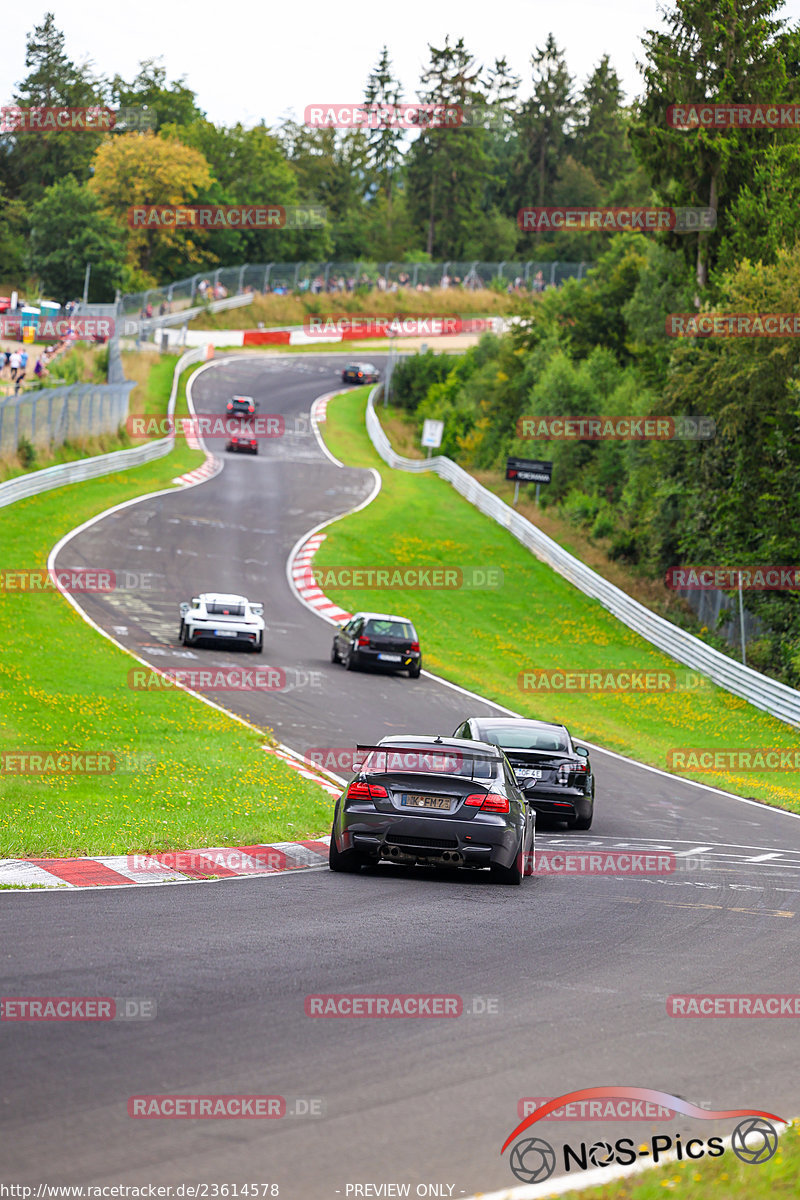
[501,1087,783,1185]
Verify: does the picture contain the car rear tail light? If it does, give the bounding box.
[464,793,510,813]
[347,780,388,801]
[557,763,575,785]
[357,636,370,647]
[410,641,420,652]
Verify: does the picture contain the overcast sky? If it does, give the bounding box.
[2,0,799,130]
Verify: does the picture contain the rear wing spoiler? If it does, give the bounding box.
[354,743,504,772]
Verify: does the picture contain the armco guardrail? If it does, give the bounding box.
[0,346,208,510]
[365,389,800,729]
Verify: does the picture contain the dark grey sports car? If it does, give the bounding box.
[329,735,535,884]
[453,717,595,830]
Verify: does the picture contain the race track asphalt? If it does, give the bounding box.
[4,353,798,1196]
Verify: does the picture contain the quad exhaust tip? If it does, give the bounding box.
[382,845,463,865]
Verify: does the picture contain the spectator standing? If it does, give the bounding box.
[34,357,43,378]
[9,349,21,380]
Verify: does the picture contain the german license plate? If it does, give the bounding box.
[401,794,451,810]
[378,653,401,662]
[215,629,235,636]
[517,768,543,779]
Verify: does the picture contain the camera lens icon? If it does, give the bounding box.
[509,1137,557,1184]
[588,1140,615,1167]
[731,1117,778,1165]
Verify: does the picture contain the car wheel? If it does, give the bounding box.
[344,648,356,671]
[569,811,593,831]
[178,620,185,643]
[330,641,340,663]
[181,623,191,645]
[328,830,364,873]
[253,635,264,654]
[491,843,524,885]
[408,664,421,679]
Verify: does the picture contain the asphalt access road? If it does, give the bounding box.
[3,352,799,1195]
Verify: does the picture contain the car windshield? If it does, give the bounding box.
[206,603,245,617]
[364,619,414,639]
[359,744,500,782]
[481,726,569,752]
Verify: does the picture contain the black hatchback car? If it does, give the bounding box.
[342,362,380,385]
[331,612,421,678]
[453,717,595,830]
[226,395,257,416]
[329,735,535,884]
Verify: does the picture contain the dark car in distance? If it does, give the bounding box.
[226,431,258,454]
[226,395,257,416]
[329,735,535,884]
[342,362,380,385]
[453,717,595,829]
[331,612,421,678]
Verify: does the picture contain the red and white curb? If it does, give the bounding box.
[290,532,352,624]
[171,423,221,486]
[0,838,332,890]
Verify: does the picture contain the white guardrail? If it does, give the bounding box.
[366,389,800,729]
[0,346,208,510]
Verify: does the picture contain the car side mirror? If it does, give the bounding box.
[520,777,538,793]
[179,602,190,615]
[250,602,264,617]
[574,746,589,759]
[352,757,365,772]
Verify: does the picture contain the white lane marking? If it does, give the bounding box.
[747,851,784,862]
[673,846,714,856]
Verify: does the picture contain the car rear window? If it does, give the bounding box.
[360,745,500,781]
[364,619,414,639]
[206,603,245,617]
[482,726,569,752]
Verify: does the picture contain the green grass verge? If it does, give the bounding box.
[317,389,799,811]
[0,360,333,857]
[556,1120,798,1199]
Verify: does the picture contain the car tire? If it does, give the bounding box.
[569,810,593,831]
[181,623,191,645]
[253,636,264,654]
[408,664,421,679]
[178,620,185,643]
[491,844,524,885]
[328,831,364,873]
[344,648,356,671]
[330,642,340,663]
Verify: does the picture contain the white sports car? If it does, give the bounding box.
[179,593,265,653]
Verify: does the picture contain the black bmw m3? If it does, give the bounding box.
[329,735,536,884]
